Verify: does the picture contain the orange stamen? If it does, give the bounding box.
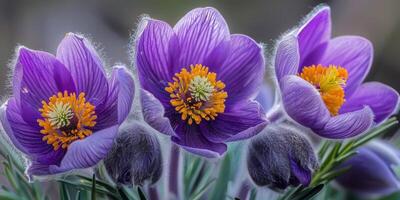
[37,91,97,150]
[165,64,227,125]
[299,64,348,116]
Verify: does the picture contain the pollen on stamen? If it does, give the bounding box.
[165,64,228,125]
[299,64,348,116]
[37,91,97,150]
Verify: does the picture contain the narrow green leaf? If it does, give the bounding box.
[339,141,355,155]
[60,182,71,200]
[280,186,302,200]
[57,179,119,200]
[3,161,19,194]
[123,186,140,199]
[76,175,117,193]
[319,143,341,171]
[187,160,204,195]
[91,174,96,200]
[75,191,81,200]
[249,188,257,200]
[117,187,130,200]
[190,179,215,200]
[138,187,147,200]
[320,166,351,182]
[335,151,358,163]
[318,141,331,159]
[192,165,213,196]
[0,190,20,200]
[210,154,231,200]
[291,184,324,200]
[354,118,398,147]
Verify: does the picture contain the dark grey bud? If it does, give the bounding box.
[247,123,318,191]
[104,121,162,186]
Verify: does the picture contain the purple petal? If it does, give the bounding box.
[0,101,27,154]
[275,34,300,81]
[218,34,265,104]
[114,67,135,124]
[255,83,275,111]
[297,6,331,65]
[56,33,108,106]
[27,161,51,176]
[318,36,373,96]
[95,66,135,130]
[16,47,70,124]
[173,7,230,68]
[53,61,76,94]
[290,158,311,186]
[367,141,400,167]
[336,148,400,196]
[340,82,399,123]
[4,98,65,165]
[140,89,175,136]
[136,19,179,105]
[201,101,268,143]
[280,75,330,130]
[49,125,118,173]
[171,123,227,158]
[316,107,374,139]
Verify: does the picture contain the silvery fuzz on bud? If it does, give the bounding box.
[247,123,318,191]
[104,121,162,186]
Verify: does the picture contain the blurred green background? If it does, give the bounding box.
[0,0,399,97]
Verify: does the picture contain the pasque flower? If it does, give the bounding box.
[335,140,400,197]
[247,123,318,190]
[0,33,135,175]
[104,121,162,186]
[274,5,399,138]
[135,7,268,157]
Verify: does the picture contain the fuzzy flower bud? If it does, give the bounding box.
[247,123,318,190]
[104,121,162,186]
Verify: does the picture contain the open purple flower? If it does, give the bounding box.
[274,5,399,138]
[0,33,135,176]
[135,7,268,157]
[335,140,400,197]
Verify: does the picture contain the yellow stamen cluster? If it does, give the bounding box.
[299,64,348,116]
[165,64,228,125]
[37,92,97,150]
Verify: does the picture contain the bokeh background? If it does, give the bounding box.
[1,0,400,96]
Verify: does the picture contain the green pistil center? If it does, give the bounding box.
[47,102,74,129]
[188,76,214,102]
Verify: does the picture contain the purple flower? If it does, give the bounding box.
[0,33,135,175]
[104,122,162,186]
[135,7,268,157]
[247,123,318,190]
[335,140,400,197]
[274,6,399,138]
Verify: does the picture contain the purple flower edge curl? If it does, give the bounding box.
[336,140,400,197]
[274,5,399,139]
[0,33,135,176]
[135,7,268,157]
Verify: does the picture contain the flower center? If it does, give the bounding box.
[37,92,97,150]
[299,64,348,116]
[165,64,228,125]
